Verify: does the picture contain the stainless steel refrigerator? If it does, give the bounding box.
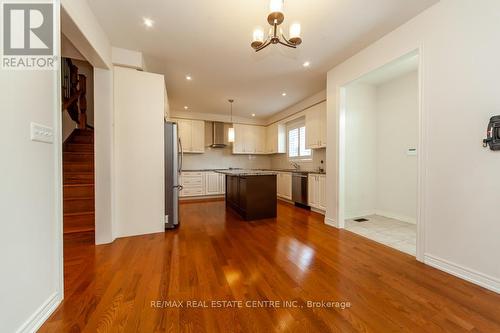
[165,121,183,229]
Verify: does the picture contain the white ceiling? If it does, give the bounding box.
[87,0,437,119]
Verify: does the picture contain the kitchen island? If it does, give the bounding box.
[216,170,277,221]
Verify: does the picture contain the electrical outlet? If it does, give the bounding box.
[30,122,53,144]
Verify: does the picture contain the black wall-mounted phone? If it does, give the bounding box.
[483,115,500,151]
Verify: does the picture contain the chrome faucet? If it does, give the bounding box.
[290,161,300,170]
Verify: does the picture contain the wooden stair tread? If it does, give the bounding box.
[64,226,95,234]
[64,184,94,187]
[64,211,94,217]
[63,129,95,235]
[64,197,94,201]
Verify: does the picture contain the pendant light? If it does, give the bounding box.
[227,99,235,143]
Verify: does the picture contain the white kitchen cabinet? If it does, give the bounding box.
[232,124,246,153]
[305,101,327,149]
[176,119,205,153]
[233,124,267,154]
[308,173,326,212]
[319,175,326,210]
[180,171,225,198]
[277,172,292,200]
[179,171,204,197]
[255,126,267,154]
[308,175,318,208]
[177,119,192,152]
[266,123,286,154]
[191,120,205,153]
[205,172,225,195]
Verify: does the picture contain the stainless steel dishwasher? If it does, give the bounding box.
[292,172,309,206]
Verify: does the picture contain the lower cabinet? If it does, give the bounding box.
[205,172,225,195]
[225,174,277,220]
[180,171,225,198]
[308,174,326,212]
[277,172,292,200]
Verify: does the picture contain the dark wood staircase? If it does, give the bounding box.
[63,129,95,234]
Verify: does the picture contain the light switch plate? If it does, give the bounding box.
[30,122,54,144]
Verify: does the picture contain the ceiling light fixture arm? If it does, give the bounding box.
[280,34,297,48]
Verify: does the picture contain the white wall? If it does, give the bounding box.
[62,111,76,142]
[61,0,112,68]
[344,83,377,218]
[0,5,62,333]
[61,33,85,61]
[326,0,500,292]
[344,72,418,222]
[376,72,418,222]
[112,47,144,70]
[265,90,326,125]
[114,67,165,238]
[170,110,265,126]
[94,68,115,244]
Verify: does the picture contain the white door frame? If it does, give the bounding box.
[336,47,426,262]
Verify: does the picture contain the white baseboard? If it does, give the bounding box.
[180,194,224,201]
[345,210,376,220]
[310,207,325,215]
[424,254,500,294]
[324,217,338,228]
[17,292,62,333]
[375,210,416,224]
[277,197,294,204]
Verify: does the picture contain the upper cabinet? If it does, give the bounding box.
[233,124,265,154]
[266,123,286,154]
[176,119,205,153]
[305,101,327,149]
[233,123,286,155]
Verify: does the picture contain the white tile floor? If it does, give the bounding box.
[345,215,417,256]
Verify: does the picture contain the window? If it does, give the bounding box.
[288,124,311,159]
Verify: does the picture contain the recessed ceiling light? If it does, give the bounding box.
[282,92,287,97]
[143,18,154,28]
[185,75,192,81]
[303,61,311,67]
[184,106,189,110]
[252,113,256,117]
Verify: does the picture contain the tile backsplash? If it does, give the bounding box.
[183,146,326,172]
[182,146,272,170]
[270,148,326,172]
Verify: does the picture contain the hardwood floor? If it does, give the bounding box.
[40,201,500,332]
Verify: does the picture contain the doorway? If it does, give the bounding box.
[61,39,95,238]
[341,51,420,257]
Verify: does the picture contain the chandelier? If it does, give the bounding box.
[251,0,302,52]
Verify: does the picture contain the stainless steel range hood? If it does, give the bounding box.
[210,122,227,148]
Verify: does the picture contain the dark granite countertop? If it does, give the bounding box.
[214,170,278,176]
[182,168,326,175]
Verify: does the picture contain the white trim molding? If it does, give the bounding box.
[324,217,338,228]
[16,293,62,333]
[424,254,500,294]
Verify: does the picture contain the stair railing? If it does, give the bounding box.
[62,58,88,129]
